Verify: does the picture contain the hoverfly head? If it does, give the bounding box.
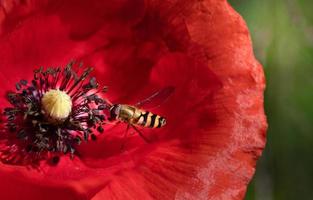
[109,104,121,120]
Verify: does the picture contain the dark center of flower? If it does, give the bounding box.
[2,61,109,161]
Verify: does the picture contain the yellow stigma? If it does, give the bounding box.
[41,89,72,120]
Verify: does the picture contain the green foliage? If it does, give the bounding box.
[228,0,313,199]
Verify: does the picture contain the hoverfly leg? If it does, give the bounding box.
[130,125,151,143]
[105,121,120,126]
[120,124,130,152]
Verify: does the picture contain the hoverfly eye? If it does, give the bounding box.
[114,105,121,115]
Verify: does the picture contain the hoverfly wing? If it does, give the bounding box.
[135,86,175,110]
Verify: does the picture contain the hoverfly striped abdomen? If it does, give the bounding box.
[136,110,166,128]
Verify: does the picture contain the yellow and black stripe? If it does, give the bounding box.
[137,111,165,128]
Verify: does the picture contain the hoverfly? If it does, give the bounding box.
[106,86,175,143]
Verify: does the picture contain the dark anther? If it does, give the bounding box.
[22,89,28,96]
[95,97,104,104]
[97,126,104,133]
[89,77,97,87]
[74,136,82,145]
[8,115,15,121]
[15,83,21,91]
[28,86,35,91]
[91,134,97,141]
[31,80,37,87]
[99,115,105,121]
[17,129,27,139]
[51,156,60,165]
[20,79,28,86]
[98,105,106,110]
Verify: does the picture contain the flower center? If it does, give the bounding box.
[1,61,110,163]
[42,89,72,121]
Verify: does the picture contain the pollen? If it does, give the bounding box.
[42,89,72,120]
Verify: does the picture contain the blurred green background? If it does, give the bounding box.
[228,0,313,199]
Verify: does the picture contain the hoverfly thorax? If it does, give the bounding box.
[110,104,137,123]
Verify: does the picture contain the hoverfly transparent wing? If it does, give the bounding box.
[120,124,131,151]
[131,124,151,143]
[120,124,151,151]
[135,86,175,109]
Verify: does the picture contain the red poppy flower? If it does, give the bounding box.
[0,0,267,199]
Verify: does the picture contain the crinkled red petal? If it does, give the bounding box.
[0,0,267,200]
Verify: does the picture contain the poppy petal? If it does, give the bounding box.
[0,0,267,199]
[78,0,267,199]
